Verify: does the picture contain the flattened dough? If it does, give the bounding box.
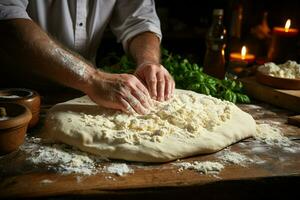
[41,89,256,162]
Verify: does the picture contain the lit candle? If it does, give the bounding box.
[267,19,299,62]
[230,46,255,63]
[273,19,299,36]
[228,46,256,76]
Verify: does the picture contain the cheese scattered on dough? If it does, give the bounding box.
[173,161,224,174]
[258,60,300,79]
[73,91,233,145]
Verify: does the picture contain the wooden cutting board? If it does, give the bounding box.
[1,93,300,198]
[240,76,300,113]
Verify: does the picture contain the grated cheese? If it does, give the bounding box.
[258,60,300,79]
[74,91,234,145]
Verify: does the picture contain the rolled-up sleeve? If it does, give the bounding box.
[109,0,162,51]
[0,0,30,20]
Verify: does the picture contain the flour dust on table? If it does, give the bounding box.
[40,89,256,162]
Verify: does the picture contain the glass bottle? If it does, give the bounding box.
[203,9,227,79]
[229,1,243,42]
[227,0,243,55]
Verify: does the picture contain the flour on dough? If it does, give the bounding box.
[40,89,256,162]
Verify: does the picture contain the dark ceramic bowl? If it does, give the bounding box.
[0,102,32,155]
[256,67,300,89]
[0,88,41,128]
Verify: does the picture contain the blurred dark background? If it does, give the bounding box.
[96,0,300,66]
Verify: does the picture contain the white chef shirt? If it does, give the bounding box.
[0,0,162,63]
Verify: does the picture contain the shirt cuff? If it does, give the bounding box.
[0,5,31,20]
[120,23,162,53]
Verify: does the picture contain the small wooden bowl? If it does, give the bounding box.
[0,88,41,128]
[256,70,300,90]
[0,103,32,155]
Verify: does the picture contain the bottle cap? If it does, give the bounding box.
[213,9,224,16]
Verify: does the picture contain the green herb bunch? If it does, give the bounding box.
[101,49,250,103]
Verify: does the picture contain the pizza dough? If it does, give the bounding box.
[40,89,256,162]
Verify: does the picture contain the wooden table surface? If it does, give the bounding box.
[0,94,300,200]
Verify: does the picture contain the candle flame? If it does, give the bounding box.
[241,46,247,59]
[285,19,291,32]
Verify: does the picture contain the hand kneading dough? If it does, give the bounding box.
[40,89,256,162]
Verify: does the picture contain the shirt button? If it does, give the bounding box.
[79,23,83,26]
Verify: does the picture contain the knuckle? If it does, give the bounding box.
[157,78,164,83]
[122,74,133,80]
[166,74,173,81]
[149,79,157,84]
[126,75,138,85]
[128,74,137,80]
[150,64,158,70]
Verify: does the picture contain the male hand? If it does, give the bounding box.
[134,63,175,101]
[85,71,153,115]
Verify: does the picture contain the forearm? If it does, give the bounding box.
[128,32,161,67]
[0,19,96,92]
[0,19,153,114]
